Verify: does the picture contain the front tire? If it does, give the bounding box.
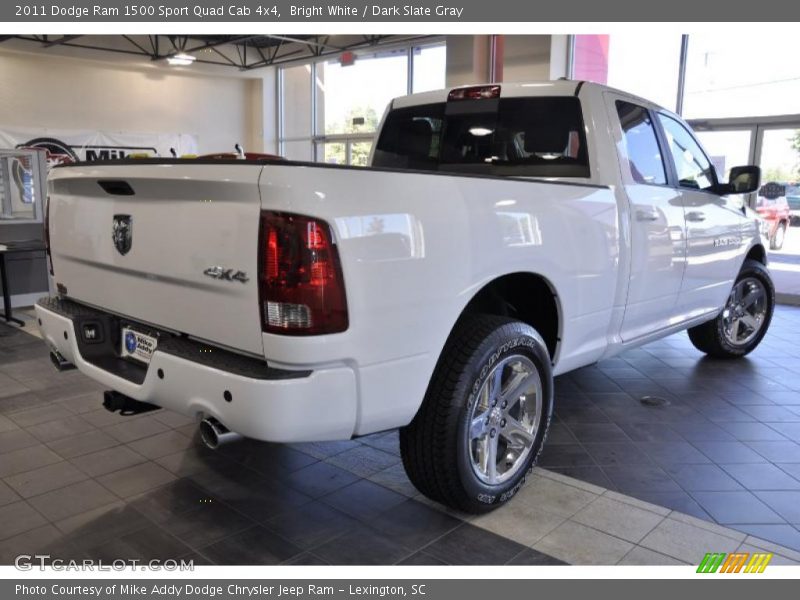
[399,314,553,514]
[770,222,786,250]
[688,259,774,358]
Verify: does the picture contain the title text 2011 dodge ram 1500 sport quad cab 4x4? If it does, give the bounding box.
[36,81,773,513]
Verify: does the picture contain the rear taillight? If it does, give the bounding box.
[44,195,54,276]
[448,85,501,101]
[258,212,348,335]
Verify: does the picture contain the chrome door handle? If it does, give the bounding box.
[686,211,706,222]
[636,209,659,222]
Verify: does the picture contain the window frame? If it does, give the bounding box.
[277,40,446,164]
[654,111,720,193]
[614,99,670,188]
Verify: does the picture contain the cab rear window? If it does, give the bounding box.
[372,97,590,178]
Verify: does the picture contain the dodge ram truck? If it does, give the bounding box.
[35,81,774,513]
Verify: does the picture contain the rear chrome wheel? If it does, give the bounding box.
[468,355,543,485]
[399,314,553,513]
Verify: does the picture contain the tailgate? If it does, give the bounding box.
[48,162,265,356]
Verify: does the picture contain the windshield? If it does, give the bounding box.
[372,96,590,178]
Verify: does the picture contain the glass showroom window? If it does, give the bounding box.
[412,44,446,93]
[572,33,682,111]
[278,42,446,166]
[683,34,800,119]
[315,49,408,138]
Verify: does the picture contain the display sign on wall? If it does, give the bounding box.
[0,126,199,169]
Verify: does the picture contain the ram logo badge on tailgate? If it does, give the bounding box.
[203,266,249,284]
[112,214,133,255]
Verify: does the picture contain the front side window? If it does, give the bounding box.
[657,114,717,191]
[615,101,667,185]
[373,97,590,178]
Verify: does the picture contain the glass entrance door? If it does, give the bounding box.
[756,126,800,298]
[690,118,800,300]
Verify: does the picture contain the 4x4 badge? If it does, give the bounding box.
[203,266,249,284]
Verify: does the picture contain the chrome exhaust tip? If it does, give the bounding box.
[199,417,242,450]
[49,351,76,372]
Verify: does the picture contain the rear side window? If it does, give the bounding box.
[373,97,590,178]
[615,101,667,185]
[657,114,717,191]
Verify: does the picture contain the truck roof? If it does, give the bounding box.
[391,80,665,113]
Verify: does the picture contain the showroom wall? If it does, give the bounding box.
[0,49,270,306]
[0,50,259,153]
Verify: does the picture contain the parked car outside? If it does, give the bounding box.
[755,182,791,250]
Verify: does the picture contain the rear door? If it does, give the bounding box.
[655,113,746,319]
[48,162,265,356]
[607,95,687,342]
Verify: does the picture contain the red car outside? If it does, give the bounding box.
[756,182,791,250]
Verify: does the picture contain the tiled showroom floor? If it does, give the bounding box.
[1,306,800,566]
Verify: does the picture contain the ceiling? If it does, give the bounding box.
[0,35,440,73]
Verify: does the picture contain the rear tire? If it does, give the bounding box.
[688,259,774,358]
[770,222,786,250]
[399,314,553,513]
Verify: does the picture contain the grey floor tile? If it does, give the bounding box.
[371,499,462,549]
[3,460,88,498]
[753,491,800,523]
[46,429,119,459]
[28,479,117,521]
[0,524,73,565]
[366,463,418,497]
[0,444,62,478]
[0,500,49,541]
[736,524,800,553]
[424,523,527,565]
[583,442,652,466]
[0,429,39,454]
[532,520,633,565]
[55,500,151,552]
[514,474,598,517]
[617,546,688,565]
[103,416,171,443]
[717,421,789,442]
[324,445,400,478]
[160,502,255,549]
[721,463,800,491]
[88,525,194,562]
[639,517,741,563]
[547,466,616,490]
[69,445,147,478]
[321,479,407,522]
[0,480,19,507]
[538,444,595,468]
[690,491,785,525]
[397,551,449,565]
[571,495,666,543]
[126,430,195,459]
[7,404,73,428]
[282,461,359,499]
[263,501,359,550]
[745,441,800,462]
[627,491,711,521]
[97,462,176,498]
[313,524,413,565]
[663,464,744,491]
[129,478,217,524]
[601,464,681,494]
[692,441,769,464]
[199,526,303,565]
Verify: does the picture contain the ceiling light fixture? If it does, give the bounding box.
[167,53,196,66]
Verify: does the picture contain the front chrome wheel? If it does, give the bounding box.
[468,355,543,485]
[721,277,769,347]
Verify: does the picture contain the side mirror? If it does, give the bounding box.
[722,165,761,195]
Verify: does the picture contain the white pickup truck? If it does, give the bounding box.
[36,81,774,513]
